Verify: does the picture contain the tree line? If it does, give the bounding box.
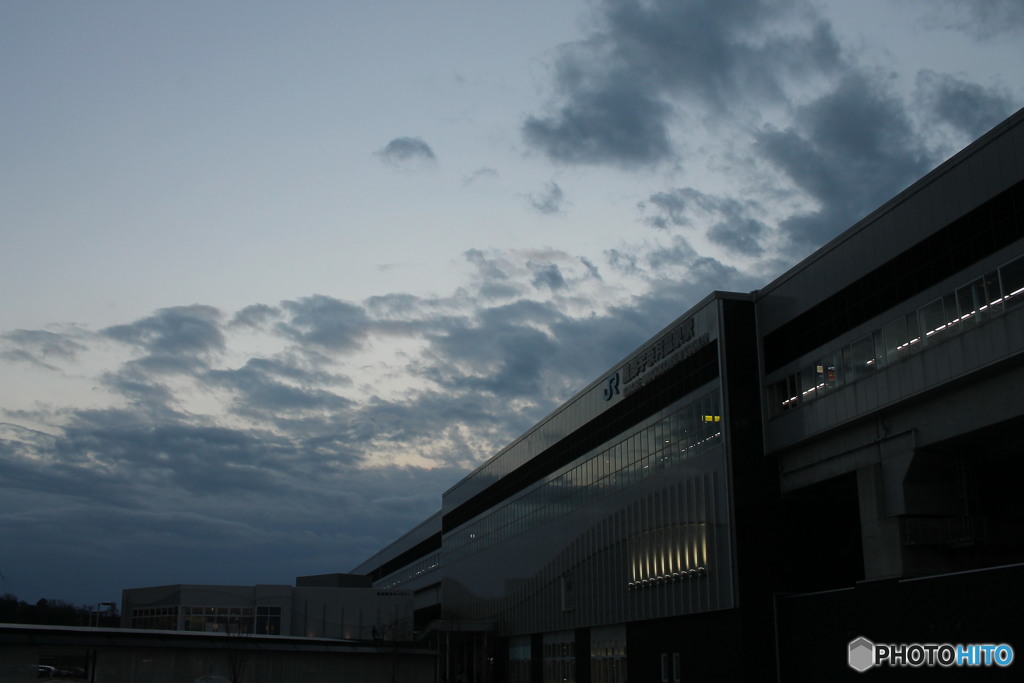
[0,593,120,627]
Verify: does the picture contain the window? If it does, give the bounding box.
[767,252,1024,418]
[883,318,908,364]
[918,298,946,345]
[851,334,876,379]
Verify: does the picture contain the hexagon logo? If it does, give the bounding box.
[848,637,875,672]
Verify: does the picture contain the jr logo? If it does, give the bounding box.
[603,372,620,401]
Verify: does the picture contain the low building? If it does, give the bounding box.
[121,576,413,642]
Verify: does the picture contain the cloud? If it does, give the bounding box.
[230,303,280,329]
[523,81,674,167]
[205,357,354,423]
[915,70,1018,141]
[99,371,177,414]
[464,167,499,186]
[523,0,997,263]
[754,73,930,251]
[530,262,567,292]
[375,136,437,167]
[915,0,1024,40]
[276,295,371,352]
[103,305,225,357]
[0,414,460,600]
[0,328,87,370]
[464,248,524,300]
[641,188,769,256]
[528,181,566,214]
[522,0,843,167]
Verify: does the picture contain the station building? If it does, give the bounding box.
[354,107,1024,682]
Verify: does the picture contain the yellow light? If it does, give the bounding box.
[702,415,720,422]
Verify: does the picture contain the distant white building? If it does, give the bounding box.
[121,574,413,641]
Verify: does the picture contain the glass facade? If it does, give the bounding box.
[129,606,178,630]
[543,631,575,683]
[183,605,254,633]
[130,605,283,634]
[432,299,735,644]
[441,389,732,635]
[508,636,532,683]
[768,252,1024,417]
[591,625,627,683]
[443,388,722,568]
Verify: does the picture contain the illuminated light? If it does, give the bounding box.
[702,415,721,422]
[1012,287,1024,297]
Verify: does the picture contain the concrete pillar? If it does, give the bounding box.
[857,463,906,579]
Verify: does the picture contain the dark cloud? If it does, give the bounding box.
[755,74,930,251]
[523,81,674,167]
[99,372,177,413]
[103,305,225,356]
[707,219,767,257]
[529,181,566,214]
[0,348,57,371]
[530,263,568,292]
[915,70,1018,140]
[646,235,699,271]
[580,256,602,280]
[642,191,688,230]
[375,136,437,166]
[419,300,563,399]
[0,414,459,602]
[641,188,769,256]
[0,329,86,370]
[523,0,843,167]
[365,293,426,317]
[277,295,371,351]
[205,357,354,422]
[465,249,524,300]
[230,303,280,328]
[2,329,85,359]
[605,248,642,277]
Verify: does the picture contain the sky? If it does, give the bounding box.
[1,0,1022,607]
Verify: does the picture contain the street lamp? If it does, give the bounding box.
[92,602,116,627]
